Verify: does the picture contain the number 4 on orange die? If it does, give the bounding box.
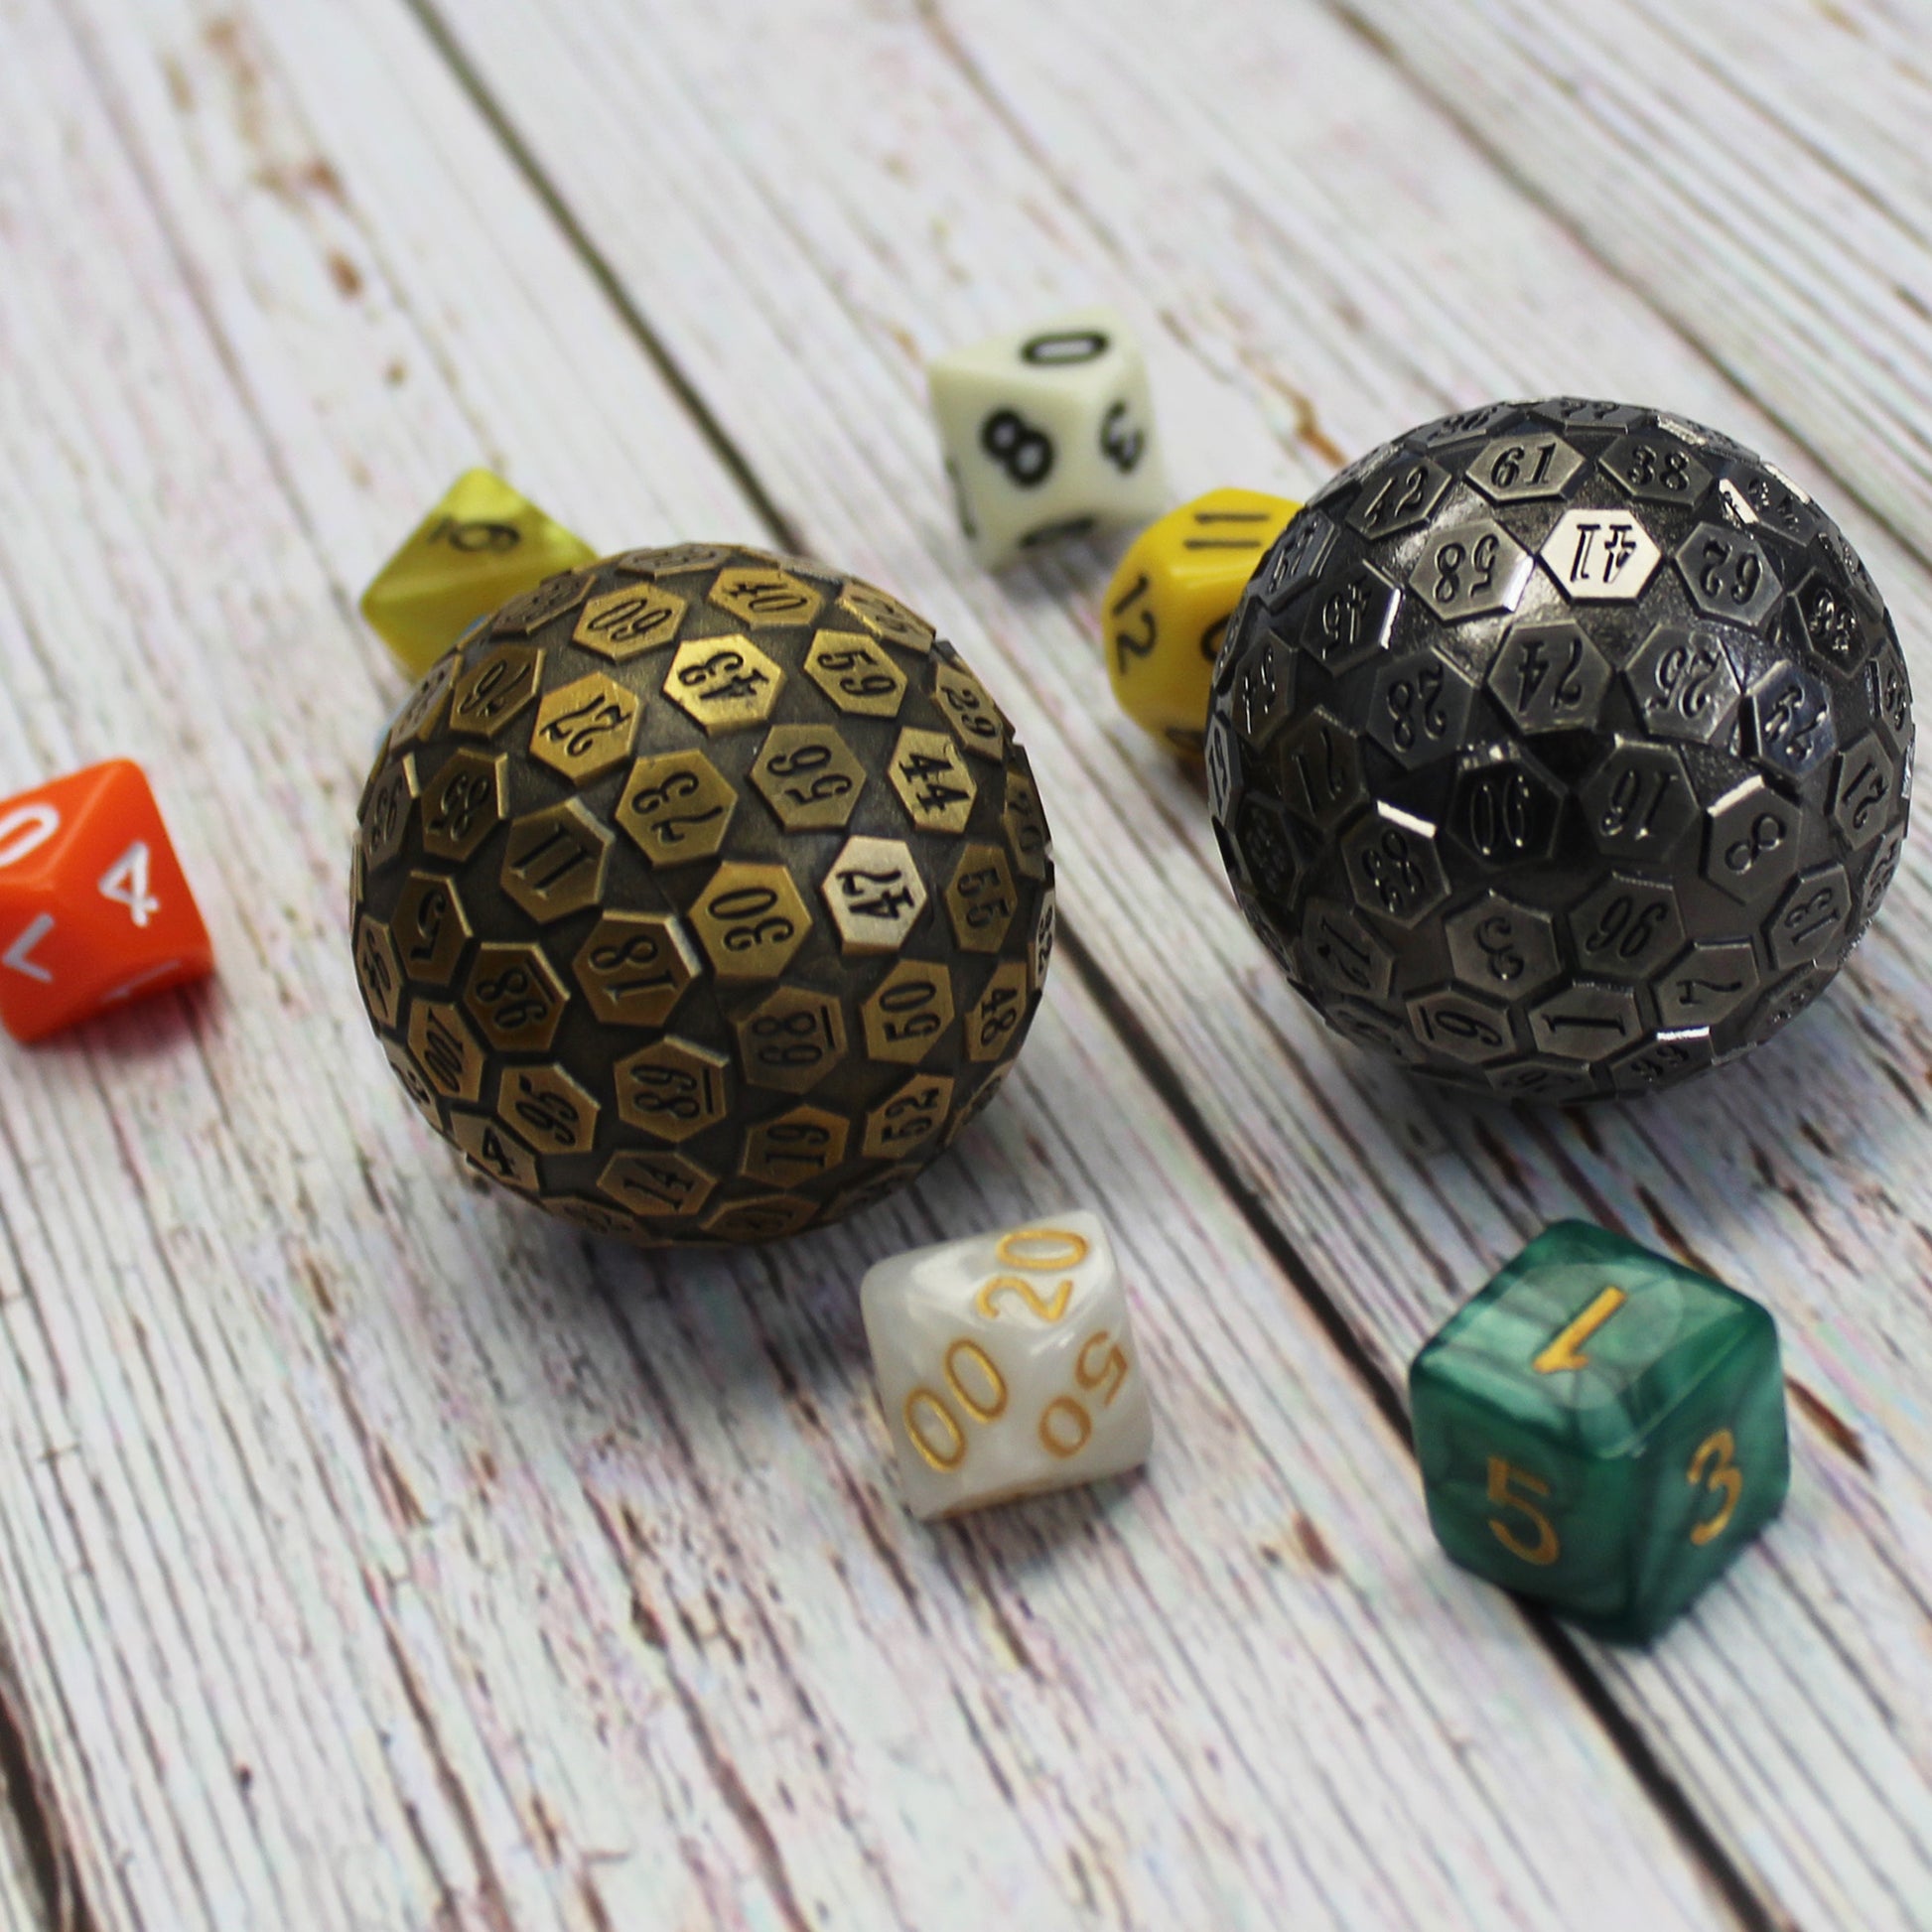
[0,760,213,1042]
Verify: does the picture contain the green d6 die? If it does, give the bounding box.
[1410,1220,1789,1643]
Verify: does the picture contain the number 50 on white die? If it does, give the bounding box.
[860,1211,1154,1519]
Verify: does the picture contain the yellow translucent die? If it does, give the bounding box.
[1102,488,1301,754]
[360,470,600,678]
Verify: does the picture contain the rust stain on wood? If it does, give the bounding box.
[1292,1512,1340,1577]
[1786,1378,1872,1472]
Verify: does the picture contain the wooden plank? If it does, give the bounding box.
[0,0,1753,1925]
[375,0,1932,1924]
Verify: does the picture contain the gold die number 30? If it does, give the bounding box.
[859,1210,1154,1519]
[361,470,599,679]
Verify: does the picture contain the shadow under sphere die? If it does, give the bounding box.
[350,544,1055,1246]
[1206,400,1914,1101]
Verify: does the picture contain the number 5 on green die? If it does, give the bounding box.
[1409,1220,1790,1643]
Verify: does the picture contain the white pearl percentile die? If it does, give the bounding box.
[860,1211,1155,1519]
[927,308,1168,569]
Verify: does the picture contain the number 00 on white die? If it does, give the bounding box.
[860,1211,1154,1519]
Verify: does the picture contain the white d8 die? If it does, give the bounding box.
[928,309,1168,569]
[860,1210,1154,1519]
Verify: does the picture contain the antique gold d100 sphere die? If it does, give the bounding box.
[1208,401,1914,1099]
[350,545,1054,1244]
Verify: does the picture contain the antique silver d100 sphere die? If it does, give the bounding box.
[350,544,1054,1244]
[1207,401,1913,1100]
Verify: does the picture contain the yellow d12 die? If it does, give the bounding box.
[1102,488,1301,754]
[360,470,600,678]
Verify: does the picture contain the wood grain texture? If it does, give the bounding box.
[0,0,1926,1924]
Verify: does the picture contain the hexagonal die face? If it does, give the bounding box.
[1410,518,1534,622]
[664,635,785,733]
[353,916,403,1030]
[838,580,935,655]
[572,583,686,661]
[615,750,738,868]
[528,672,643,783]
[1366,653,1477,768]
[708,566,824,628]
[1747,662,1837,779]
[1657,942,1761,1029]
[1255,508,1338,611]
[1002,769,1051,882]
[1675,523,1780,627]
[448,646,542,739]
[889,730,977,834]
[1766,864,1854,972]
[690,863,813,979]
[1871,635,1913,753]
[1229,628,1297,749]
[599,1149,717,1221]
[740,1106,850,1189]
[1702,777,1802,907]
[964,959,1030,1062]
[1783,571,1866,679]
[1446,894,1563,1002]
[735,986,849,1093]
[1301,898,1395,1001]
[1485,1058,1601,1104]
[818,836,928,956]
[1449,754,1563,868]
[943,845,1019,954]
[1204,716,1237,824]
[861,1072,954,1163]
[1488,621,1611,734]
[1531,398,1647,432]
[1276,707,1364,830]
[1466,433,1586,503]
[1408,989,1516,1064]
[804,630,907,718]
[1341,803,1451,928]
[1029,889,1056,992]
[1599,432,1712,508]
[1861,828,1907,931]
[419,751,507,864]
[450,1113,541,1193]
[1579,740,1697,861]
[749,724,866,831]
[382,1037,445,1133]
[703,1194,818,1243]
[391,873,472,987]
[388,652,460,747]
[861,959,956,1064]
[490,569,596,637]
[499,800,613,922]
[495,1062,600,1157]
[408,1000,484,1103]
[1304,561,1401,671]
[1611,1030,1717,1094]
[1233,795,1304,906]
[615,1036,732,1141]
[1833,734,1898,850]
[360,758,417,873]
[1567,877,1685,983]
[1528,983,1643,1060]
[932,659,1007,763]
[1415,402,1525,447]
[1346,456,1452,538]
[1624,624,1745,745]
[545,1196,660,1243]
[571,913,701,1028]
[463,943,569,1054]
[1322,998,1424,1064]
[1537,508,1661,603]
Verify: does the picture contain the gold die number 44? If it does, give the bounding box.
[1102,488,1301,754]
[859,1211,1154,1519]
[360,471,599,679]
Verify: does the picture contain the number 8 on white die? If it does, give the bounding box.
[861,1210,1154,1519]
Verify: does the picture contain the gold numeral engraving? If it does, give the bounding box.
[975,1275,1071,1324]
[903,1338,1011,1469]
[1686,1429,1742,1545]
[1486,1455,1560,1566]
[1532,1284,1627,1374]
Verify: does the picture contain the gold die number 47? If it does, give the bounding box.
[859,1211,1154,1519]
[360,470,599,679]
[1102,488,1301,754]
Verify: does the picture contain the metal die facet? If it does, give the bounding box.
[496,1061,601,1156]
[862,1072,955,1163]
[615,1036,732,1142]
[690,863,813,980]
[529,672,643,783]
[463,942,570,1054]
[499,800,614,922]
[860,959,955,1065]
[708,566,824,629]
[823,837,930,955]
[450,1112,541,1192]
[943,844,1019,954]
[420,750,509,864]
[749,724,867,832]
[573,582,687,661]
[572,912,701,1028]
[740,1106,850,1188]
[615,750,738,868]
[804,629,907,718]
[888,729,976,834]
[664,634,786,733]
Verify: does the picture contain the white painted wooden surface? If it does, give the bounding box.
[0,0,1929,1925]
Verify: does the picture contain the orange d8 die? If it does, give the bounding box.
[0,761,213,1041]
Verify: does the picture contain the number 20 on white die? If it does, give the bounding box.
[860,1210,1154,1519]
